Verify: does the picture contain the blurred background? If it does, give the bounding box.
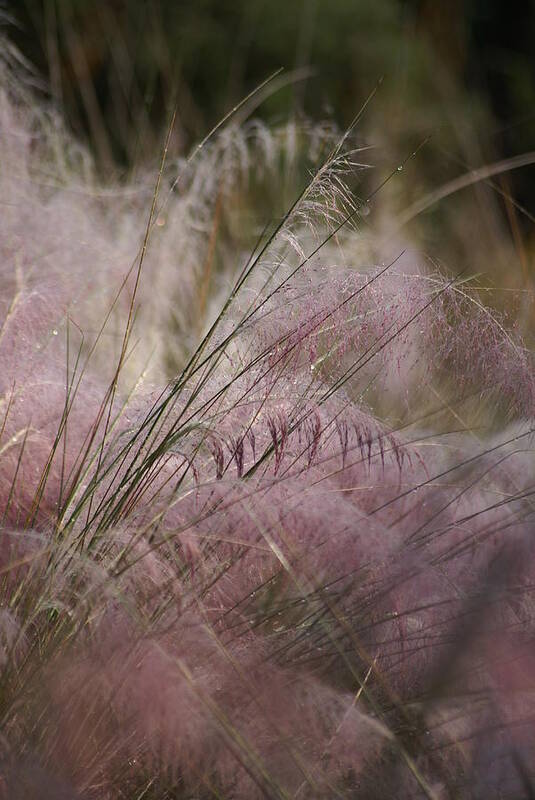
[3,0,535,326]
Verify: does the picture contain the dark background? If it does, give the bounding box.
[3,0,535,254]
[4,2,533,159]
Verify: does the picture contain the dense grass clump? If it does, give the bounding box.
[1,42,535,799]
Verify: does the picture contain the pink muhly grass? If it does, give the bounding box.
[1,39,535,799]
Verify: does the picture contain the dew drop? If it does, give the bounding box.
[397,165,403,172]
[52,329,58,336]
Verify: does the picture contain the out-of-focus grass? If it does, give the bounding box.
[8,0,535,333]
